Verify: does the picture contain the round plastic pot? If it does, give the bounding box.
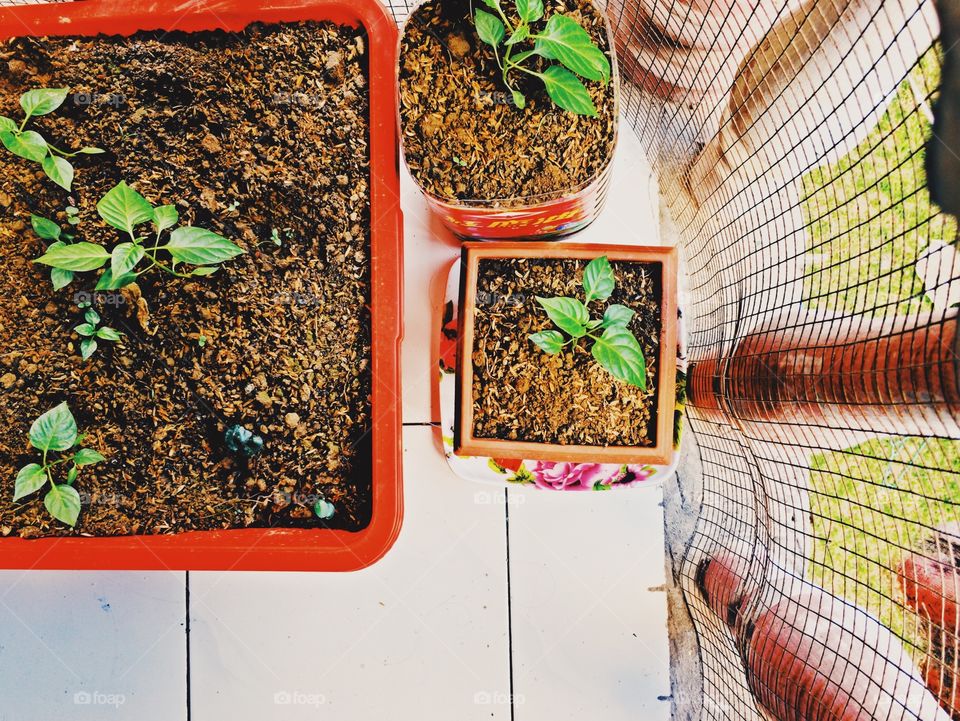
[398,0,620,241]
[0,0,403,572]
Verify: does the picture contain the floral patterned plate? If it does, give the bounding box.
[438,259,688,491]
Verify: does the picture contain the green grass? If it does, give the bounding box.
[800,46,960,652]
[808,438,960,648]
[801,47,955,317]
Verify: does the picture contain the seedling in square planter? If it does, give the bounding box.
[74,306,122,361]
[0,88,104,190]
[34,181,245,291]
[456,243,678,465]
[473,0,611,116]
[529,256,647,389]
[13,402,105,527]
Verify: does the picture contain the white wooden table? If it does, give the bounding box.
[0,127,670,721]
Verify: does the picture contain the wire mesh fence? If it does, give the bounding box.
[2,0,958,718]
[391,0,959,718]
[596,0,960,719]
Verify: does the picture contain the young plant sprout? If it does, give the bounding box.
[33,181,245,291]
[0,88,104,190]
[13,402,105,527]
[529,256,648,389]
[472,0,611,116]
[314,496,336,520]
[30,213,77,290]
[74,306,122,361]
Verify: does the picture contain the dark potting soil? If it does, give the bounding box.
[0,21,373,537]
[471,257,660,446]
[399,0,617,204]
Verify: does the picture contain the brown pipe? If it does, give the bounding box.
[689,311,960,443]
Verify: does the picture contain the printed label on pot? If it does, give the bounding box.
[429,175,606,240]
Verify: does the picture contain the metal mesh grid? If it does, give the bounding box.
[2,0,958,718]
[388,0,960,719]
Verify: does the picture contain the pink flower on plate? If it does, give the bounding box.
[530,462,654,491]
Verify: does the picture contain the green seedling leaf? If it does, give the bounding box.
[51,268,74,291]
[603,304,635,328]
[74,323,96,337]
[14,464,47,501]
[540,66,597,117]
[534,15,610,83]
[191,267,219,277]
[97,181,154,233]
[95,268,138,291]
[42,155,74,191]
[29,401,78,452]
[44,483,81,526]
[583,255,615,302]
[73,448,105,466]
[591,326,647,389]
[535,296,589,337]
[512,90,526,109]
[153,204,179,231]
[111,242,145,277]
[506,24,530,46]
[84,309,100,325]
[314,498,336,520]
[475,9,505,48]
[20,88,69,117]
[76,147,105,155]
[1,129,49,163]
[166,226,245,266]
[96,327,122,342]
[31,215,61,241]
[35,242,110,272]
[80,337,97,361]
[0,116,16,133]
[66,466,78,485]
[529,330,565,354]
[516,0,544,23]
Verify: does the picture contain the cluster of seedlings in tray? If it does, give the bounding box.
[5,87,245,527]
[472,0,611,116]
[0,21,371,537]
[529,256,647,389]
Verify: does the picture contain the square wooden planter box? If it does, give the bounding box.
[455,242,678,465]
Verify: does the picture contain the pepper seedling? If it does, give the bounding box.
[472,0,611,116]
[529,256,648,389]
[33,181,246,291]
[74,306,122,361]
[30,213,78,290]
[0,88,104,190]
[13,402,105,527]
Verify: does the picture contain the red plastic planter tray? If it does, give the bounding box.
[0,0,403,571]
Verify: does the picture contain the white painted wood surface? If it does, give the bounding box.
[0,127,669,721]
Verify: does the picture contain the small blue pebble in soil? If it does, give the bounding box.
[314,498,336,520]
[224,424,264,458]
